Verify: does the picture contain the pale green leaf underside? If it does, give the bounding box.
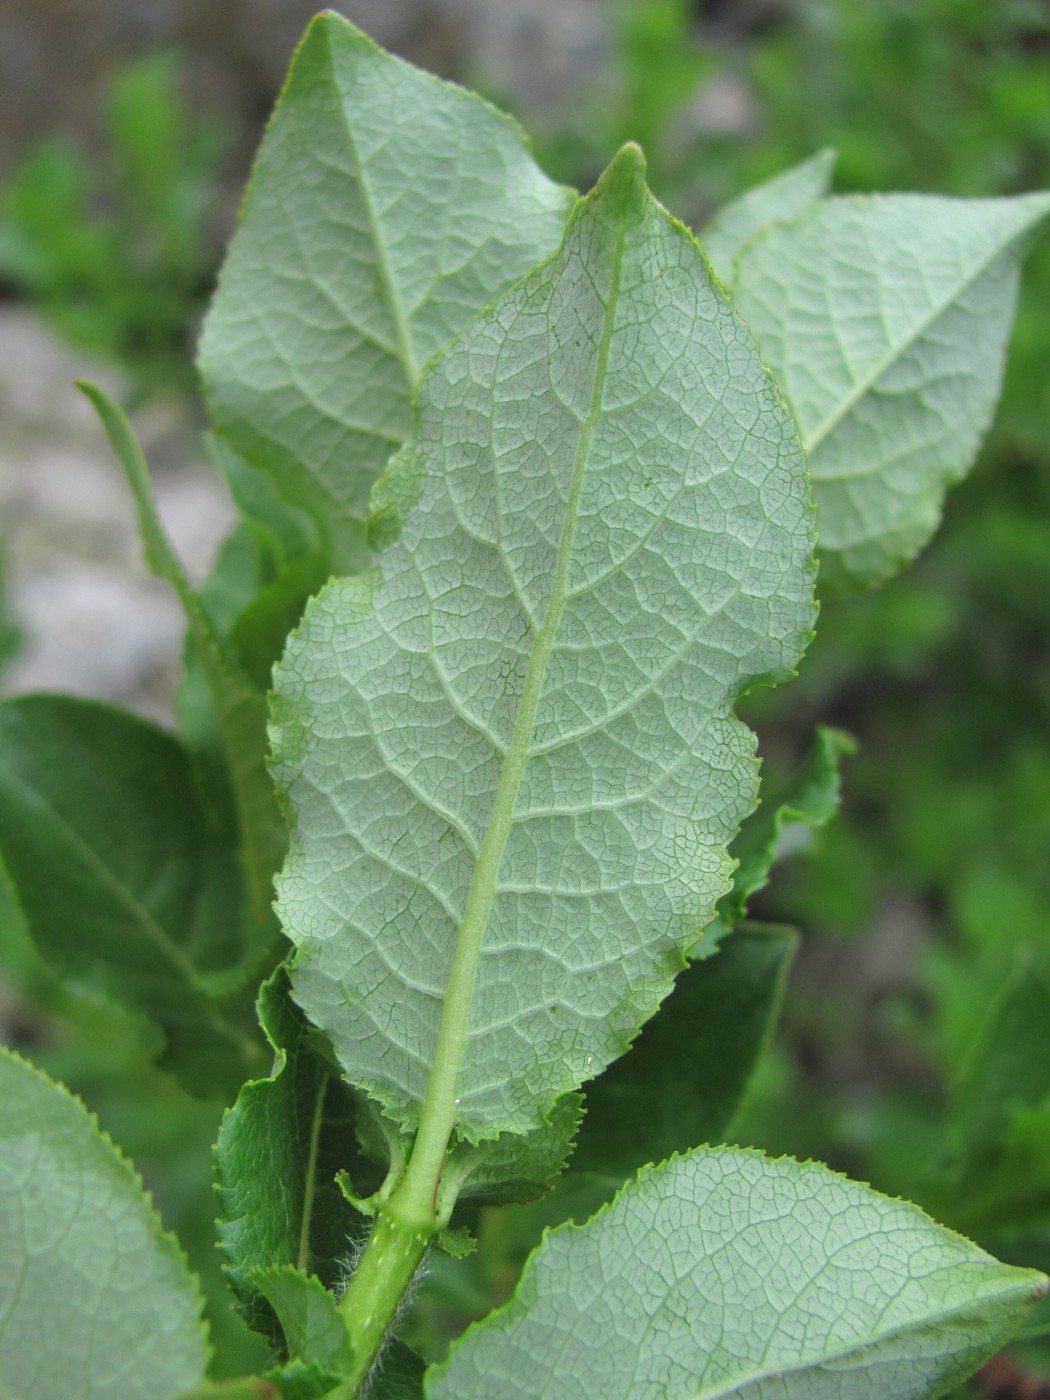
[429,1147,1047,1400]
[199,12,574,570]
[0,1048,209,1400]
[700,149,836,283]
[731,192,1050,591]
[271,149,815,1141]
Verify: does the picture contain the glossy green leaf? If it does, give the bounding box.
[702,724,856,950]
[255,1267,352,1373]
[731,192,1050,592]
[80,381,286,933]
[0,1047,209,1399]
[700,149,836,281]
[429,1147,1048,1400]
[199,12,575,571]
[271,146,815,1144]
[215,968,367,1336]
[0,695,255,1094]
[572,923,796,1178]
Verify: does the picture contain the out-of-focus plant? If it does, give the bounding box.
[0,52,227,397]
[0,544,19,677]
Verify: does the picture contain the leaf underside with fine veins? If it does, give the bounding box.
[699,148,836,284]
[198,12,575,570]
[731,191,1050,592]
[271,147,815,1142]
[428,1147,1048,1400]
[0,1047,209,1400]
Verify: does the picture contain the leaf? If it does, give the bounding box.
[271,145,816,1145]
[370,1342,426,1398]
[207,433,321,565]
[701,724,856,950]
[254,1267,353,1373]
[730,192,1050,592]
[79,380,286,933]
[441,1094,583,1209]
[0,694,255,1095]
[215,967,369,1336]
[700,149,836,280]
[572,923,796,1179]
[198,12,575,571]
[938,964,1050,1232]
[174,1384,279,1400]
[428,1146,1049,1400]
[0,1047,209,1399]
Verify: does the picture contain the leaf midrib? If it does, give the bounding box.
[325,27,420,388]
[402,204,628,1185]
[680,1275,1037,1399]
[802,215,1026,457]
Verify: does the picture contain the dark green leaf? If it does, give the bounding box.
[0,695,256,1094]
[572,923,796,1178]
[939,964,1050,1232]
[215,968,372,1338]
[701,724,856,951]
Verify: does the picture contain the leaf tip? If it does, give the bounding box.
[594,142,649,213]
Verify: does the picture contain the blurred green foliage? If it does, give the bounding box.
[0,52,226,398]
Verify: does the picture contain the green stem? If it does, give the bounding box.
[338,1203,431,1392]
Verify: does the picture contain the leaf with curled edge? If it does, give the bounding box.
[199,12,575,572]
[699,723,856,954]
[429,1146,1049,1400]
[730,191,1050,592]
[215,967,373,1340]
[270,144,815,1148]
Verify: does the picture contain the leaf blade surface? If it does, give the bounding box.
[0,1047,209,1399]
[428,1147,1048,1400]
[700,149,836,280]
[731,193,1050,591]
[271,147,815,1142]
[198,13,575,569]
